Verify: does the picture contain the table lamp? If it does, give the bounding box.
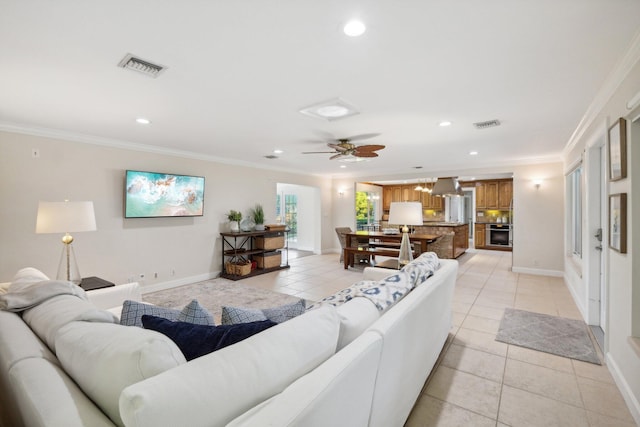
[388,202,423,267]
[35,201,97,284]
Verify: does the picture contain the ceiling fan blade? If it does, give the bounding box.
[330,153,348,160]
[302,151,339,154]
[343,133,381,142]
[354,151,379,158]
[355,144,385,153]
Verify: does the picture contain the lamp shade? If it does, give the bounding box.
[36,201,97,234]
[388,202,423,226]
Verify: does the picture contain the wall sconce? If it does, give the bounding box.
[338,189,345,198]
[533,179,543,190]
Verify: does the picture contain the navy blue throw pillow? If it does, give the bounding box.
[141,315,276,361]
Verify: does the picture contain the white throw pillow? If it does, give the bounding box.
[56,321,187,426]
[9,267,49,290]
[335,297,380,350]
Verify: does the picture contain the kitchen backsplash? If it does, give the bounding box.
[476,210,512,223]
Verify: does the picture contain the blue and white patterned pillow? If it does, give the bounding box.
[401,252,440,287]
[221,299,306,325]
[120,299,215,327]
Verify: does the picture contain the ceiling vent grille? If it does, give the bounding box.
[118,54,166,78]
[473,119,501,129]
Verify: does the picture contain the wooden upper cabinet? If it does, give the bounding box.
[383,186,392,210]
[498,180,512,209]
[391,186,402,204]
[475,182,486,209]
[485,181,499,209]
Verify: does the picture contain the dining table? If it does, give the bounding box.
[343,231,440,269]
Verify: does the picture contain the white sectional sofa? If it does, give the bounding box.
[0,255,458,427]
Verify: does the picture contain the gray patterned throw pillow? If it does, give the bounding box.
[221,299,306,325]
[120,299,215,327]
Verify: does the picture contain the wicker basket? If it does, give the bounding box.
[255,251,281,269]
[225,261,252,276]
[255,232,285,250]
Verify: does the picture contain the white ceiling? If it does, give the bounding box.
[1,1,639,178]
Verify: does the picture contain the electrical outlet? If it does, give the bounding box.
[171,269,175,276]
[154,272,158,279]
[32,148,40,158]
[139,273,145,279]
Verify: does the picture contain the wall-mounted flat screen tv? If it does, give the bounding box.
[125,170,205,218]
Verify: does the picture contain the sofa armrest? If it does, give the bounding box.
[86,282,141,311]
[362,267,398,281]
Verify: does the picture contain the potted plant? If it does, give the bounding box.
[251,204,265,231]
[227,210,242,232]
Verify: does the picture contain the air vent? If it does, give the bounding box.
[264,155,279,159]
[118,54,166,78]
[473,119,501,129]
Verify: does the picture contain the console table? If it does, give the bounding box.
[220,230,290,280]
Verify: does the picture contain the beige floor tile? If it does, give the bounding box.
[468,304,506,321]
[451,311,466,328]
[506,345,574,374]
[460,314,501,334]
[406,395,495,427]
[571,359,614,384]
[440,343,505,383]
[576,376,635,423]
[585,410,638,427]
[453,327,508,357]
[451,301,472,314]
[499,385,588,427]
[425,366,501,419]
[452,292,478,304]
[503,358,583,407]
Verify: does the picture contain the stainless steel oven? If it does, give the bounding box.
[486,224,512,247]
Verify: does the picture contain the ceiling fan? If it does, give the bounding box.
[302,134,385,160]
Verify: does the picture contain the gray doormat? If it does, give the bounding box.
[496,308,601,365]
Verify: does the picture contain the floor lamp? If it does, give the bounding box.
[35,201,97,284]
[388,202,423,268]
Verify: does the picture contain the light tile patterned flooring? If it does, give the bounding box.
[240,250,637,427]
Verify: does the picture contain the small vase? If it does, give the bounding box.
[255,224,265,231]
[230,221,240,232]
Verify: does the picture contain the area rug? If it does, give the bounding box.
[495,308,601,365]
[144,278,303,324]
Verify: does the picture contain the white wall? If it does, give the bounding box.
[562,34,640,423]
[0,131,332,288]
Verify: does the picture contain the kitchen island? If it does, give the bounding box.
[379,222,469,259]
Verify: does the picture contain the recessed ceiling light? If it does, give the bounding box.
[439,121,452,127]
[136,118,151,125]
[299,98,359,121]
[340,165,347,168]
[344,20,366,37]
[273,149,284,154]
[469,151,478,155]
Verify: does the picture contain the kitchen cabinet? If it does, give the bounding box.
[392,186,402,203]
[499,180,513,209]
[485,181,499,209]
[476,182,486,209]
[475,225,485,249]
[383,186,392,210]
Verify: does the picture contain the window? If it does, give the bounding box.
[276,193,298,242]
[355,191,379,230]
[568,165,582,258]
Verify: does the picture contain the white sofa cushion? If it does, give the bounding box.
[0,311,58,370]
[9,357,116,427]
[86,282,141,311]
[227,331,382,427]
[335,297,380,351]
[56,321,187,426]
[119,305,340,427]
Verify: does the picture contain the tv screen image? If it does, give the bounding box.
[125,170,205,218]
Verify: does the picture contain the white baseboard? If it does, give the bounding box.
[139,271,220,294]
[511,266,564,277]
[605,352,640,425]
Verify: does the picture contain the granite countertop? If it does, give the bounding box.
[422,222,468,227]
